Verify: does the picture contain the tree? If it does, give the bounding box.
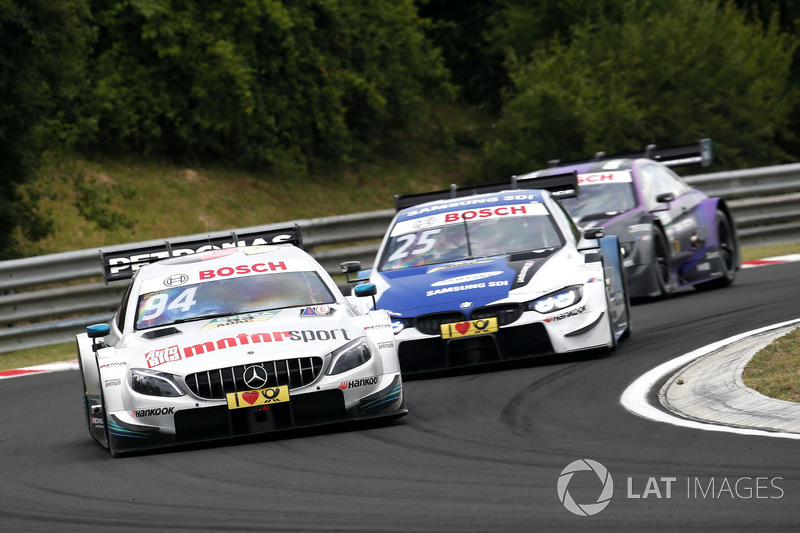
[83,0,453,173]
[416,0,507,110]
[482,0,799,177]
[0,0,92,258]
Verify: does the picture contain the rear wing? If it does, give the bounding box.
[548,138,712,169]
[394,171,578,211]
[100,225,302,283]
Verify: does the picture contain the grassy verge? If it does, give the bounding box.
[11,147,480,258]
[0,343,76,372]
[742,327,800,403]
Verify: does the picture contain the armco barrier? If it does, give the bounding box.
[1,163,799,353]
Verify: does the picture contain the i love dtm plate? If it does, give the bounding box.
[226,386,290,410]
[440,317,498,339]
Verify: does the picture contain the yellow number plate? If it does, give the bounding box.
[440,317,498,339]
[226,386,289,410]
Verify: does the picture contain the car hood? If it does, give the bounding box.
[126,305,361,373]
[577,208,651,243]
[372,252,558,317]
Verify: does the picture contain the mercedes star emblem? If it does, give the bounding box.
[243,365,269,389]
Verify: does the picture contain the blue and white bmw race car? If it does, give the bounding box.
[77,226,406,456]
[343,174,631,374]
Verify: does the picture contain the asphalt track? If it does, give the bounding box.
[1,262,799,532]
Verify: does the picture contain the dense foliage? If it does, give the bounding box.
[481,0,799,177]
[84,0,452,173]
[0,0,92,256]
[1,0,799,258]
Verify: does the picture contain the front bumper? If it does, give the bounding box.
[395,306,611,374]
[106,374,406,455]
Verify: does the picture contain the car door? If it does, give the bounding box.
[636,162,703,264]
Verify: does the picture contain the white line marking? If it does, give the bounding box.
[620,319,800,440]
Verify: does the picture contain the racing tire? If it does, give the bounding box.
[619,248,633,341]
[695,211,736,291]
[97,384,119,457]
[651,226,672,299]
[604,284,618,353]
[89,359,116,455]
[77,352,93,437]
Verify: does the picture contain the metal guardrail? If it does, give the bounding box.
[1,163,799,354]
[683,163,800,247]
[0,213,394,354]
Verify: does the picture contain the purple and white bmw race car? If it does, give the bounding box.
[519,139,740,299]
[77,226,406,456]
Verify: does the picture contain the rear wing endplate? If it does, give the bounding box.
[394,171,578,211]
[100,225,302,283]
[548,138,712,169]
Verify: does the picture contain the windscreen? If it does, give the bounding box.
[135,271,335,330]
[378,208,563,271]
[561,172,637,221]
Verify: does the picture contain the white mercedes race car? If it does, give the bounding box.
[77,226,406,457]
[343,173,631,374]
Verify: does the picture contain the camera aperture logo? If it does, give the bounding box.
[557,459,614,516]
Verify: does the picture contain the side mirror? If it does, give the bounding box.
[656,192,675,204]
[583,227,605,240]
[87,323,110,352]
[341,261,361,273]
[340,260,370,283]
[354,283,377,297]
[87,323,110,338]
[354,283,377,309]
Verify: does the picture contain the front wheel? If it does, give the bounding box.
[77,352,93,437]
[651,226,672,299]
[696,211,736,291]
[604,286,618,352]
[619,249,632,341]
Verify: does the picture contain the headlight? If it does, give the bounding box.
[529,286,583,314]
[326,338,372,375]
[128,368,184,397]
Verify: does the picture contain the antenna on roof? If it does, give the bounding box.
[645,144,656,159]
[699,138,712,167]
[449,184,458,198]
[510,175,518,189]
[593,151,606,161]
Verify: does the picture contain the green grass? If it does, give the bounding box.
[741,242,800,262]
[12,146,480,258]
[0,342,75,372]
[742,327,800,403]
